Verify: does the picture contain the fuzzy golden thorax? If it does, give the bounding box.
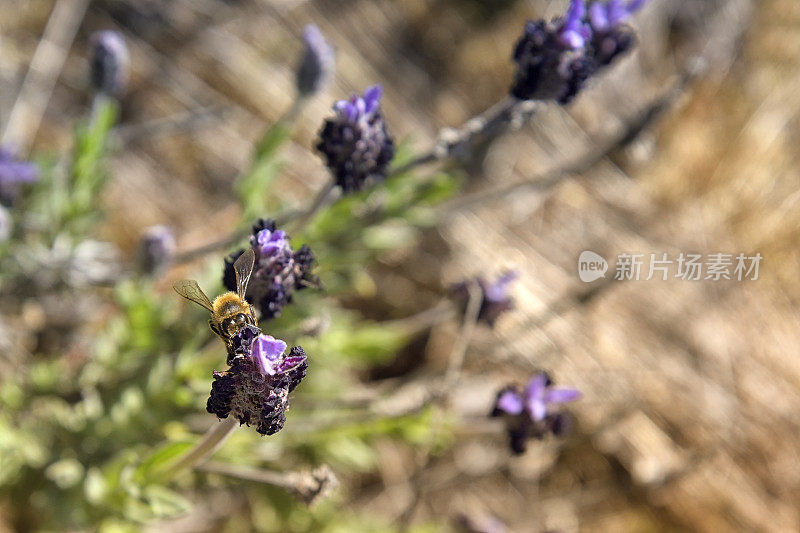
[211,292,257,339]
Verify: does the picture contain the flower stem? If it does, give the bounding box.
[169,95,534,268]
[160,417,238,481]
[443,280,482,390]
[288,179,338,236]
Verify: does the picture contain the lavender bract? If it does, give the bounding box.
[491,372,581,454]
[511,0,648,104]
[0,147,39,205]
[223,219,317,320]
[452,270,519,327]
[207,324,308,436]
[89,30,130,96]
[316,85,395,193]
[296,24,335,97]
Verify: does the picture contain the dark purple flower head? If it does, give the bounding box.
[316,85,395,193]
[223,219,318,321]
[208,324,308,436]
[0,147,39,204]
[491,372,581,454]
[296,24,335,97]
[136,225,175,276]
[452,270,519,327]
[511,0,648,103]
[89,30,130,96]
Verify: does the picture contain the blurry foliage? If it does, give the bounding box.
[0,85,461,531]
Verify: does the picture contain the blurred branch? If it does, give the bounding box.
[443,281,482,390]
[287,179,339,235]
[389,96,539,176]
[112,105,228,146]
[2,0,90,154]
[197,461,338,505]
[439,61,702,216]
[172,96,537,264]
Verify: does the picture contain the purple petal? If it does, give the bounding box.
[334,99,349,113]
[277,354,307,374]
[250,334,287,376]
[528,398,547,422]
[627,0,649,13]
[302,24,324,48]
[484,270,519,303]
[558,0,589,48]
[524,373,547,402]
[255,229,289,258]
[496,390,524,415]
[544,387,582,405]
[588,3,610,31]
[607,0,628,26]
[362,85,383,114]
[0,147,39,185]
[564,0,587,27]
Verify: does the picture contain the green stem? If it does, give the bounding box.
[158,417,237,482]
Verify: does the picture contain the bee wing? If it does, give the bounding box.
[234,248,256,300]
[173,279,214,311]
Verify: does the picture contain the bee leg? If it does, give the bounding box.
[209,319,223,338]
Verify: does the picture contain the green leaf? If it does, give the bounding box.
[237,121,292,220]
[134,441,194,484]
[142,485,192,519]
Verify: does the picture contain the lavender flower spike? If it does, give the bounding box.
[89,30,130,96]
[523,372,582,421]
[511,0,648,104]
[492,372,582,454]
[223,219,318,320]
[316,85,395,193]
[207,324,308,436]
[452,270,519,327]
[296,24,335,97]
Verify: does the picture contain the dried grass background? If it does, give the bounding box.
[3,0,800,531]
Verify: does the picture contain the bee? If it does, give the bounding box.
[173,248,259,349]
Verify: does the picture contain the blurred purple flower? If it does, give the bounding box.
[492,372,581,454]
[511,0,649,103]
[136,225,175,275]
[223,219,317,320]
[316,85,395,193]
[0,147,39,204]
[89,30,130,96]
[296,24,335,97]
[208,324,308,436]
[452,270,519,327]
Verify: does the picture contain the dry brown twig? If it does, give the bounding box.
[2,0,91,154]
[197,461,339,505]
